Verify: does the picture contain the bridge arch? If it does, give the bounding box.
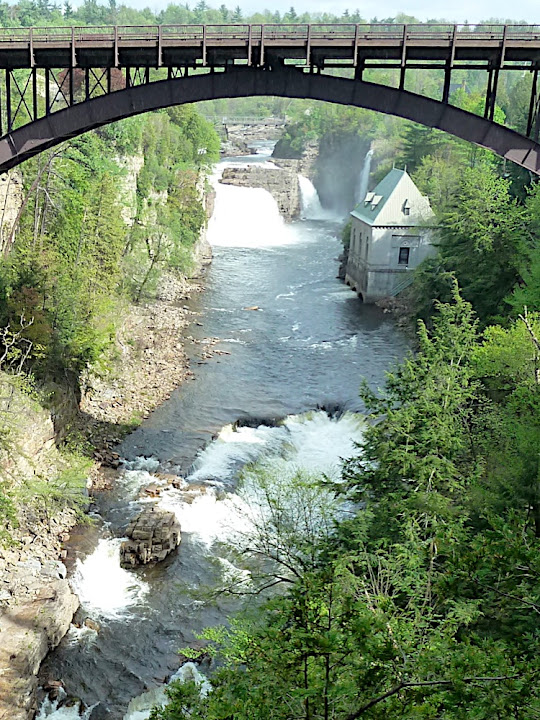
[1,67,539,174]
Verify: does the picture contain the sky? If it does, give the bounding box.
[241,0,540,24]
[61,0,540,25]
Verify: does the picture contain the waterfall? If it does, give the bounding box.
[208,174,296,248]
[70,538,149,619]
[355,148,374,205]
[298,175,328,220]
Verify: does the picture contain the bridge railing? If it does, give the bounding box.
[0,23,540,44]
[203,115,287,125]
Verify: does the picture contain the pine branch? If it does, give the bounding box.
[346,674,518,719]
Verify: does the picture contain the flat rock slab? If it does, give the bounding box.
[120,508,180,567]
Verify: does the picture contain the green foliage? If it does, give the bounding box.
[0,101,219,379]
[152,290,540,720]
[341,219,351,250]
[344,284,480,533]
[410,164,528,325]
[0,481,18,544]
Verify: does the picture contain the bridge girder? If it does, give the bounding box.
[0,67,539,175]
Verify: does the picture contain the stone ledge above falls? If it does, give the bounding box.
[219,165,300,221]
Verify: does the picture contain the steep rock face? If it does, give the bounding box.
[220,165,300,220]
[0,170,24,254]
[0,375,82,720]
[272,139,319,179]
[0,375,79,484]
[0,565,78,720]
[120,508,181,567]
[116,153,144,226]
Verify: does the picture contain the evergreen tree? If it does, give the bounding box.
[438,165,526,321]
[230,5,242,22]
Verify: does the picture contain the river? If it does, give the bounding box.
[37,146,410,719]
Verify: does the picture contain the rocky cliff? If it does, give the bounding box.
[0,375,81,720]
[0,562,78,720]
[271,139,319,179]
[0,170,24,254]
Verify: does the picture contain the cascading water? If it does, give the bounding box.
[123,663,211,720]
[298,175,331,220]
[208,167,295,248]
[70,538,149,620]
[36,146,410,720]
[355,148,374,205]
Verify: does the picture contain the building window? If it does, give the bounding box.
[398,247,410,265]
[402,200,411,216]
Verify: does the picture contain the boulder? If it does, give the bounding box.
[83,618,101,633]
[120,508,181,567]
[141,484,162,498]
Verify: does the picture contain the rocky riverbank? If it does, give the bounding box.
[0,229,216,719]
[221,120,285,156]
[78,239,213,450]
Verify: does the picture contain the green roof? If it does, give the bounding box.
[350,168,407,225]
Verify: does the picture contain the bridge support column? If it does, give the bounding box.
[399,24,407,90]
[489,66,500,121]
[32,67,38,121]
[484,67,494,119]
[442,25,457,105]
[44,68,50,116]
[527,68,539,139]
[5,70,10,132]
[442,64,451,104]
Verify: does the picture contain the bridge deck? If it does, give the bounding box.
[0,24,539,69]
[1,24,540,176]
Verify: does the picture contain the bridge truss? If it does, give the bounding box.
[0,23,540,173]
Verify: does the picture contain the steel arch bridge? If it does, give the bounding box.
[1,23,540,173]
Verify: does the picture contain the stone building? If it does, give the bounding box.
[345,168,435,303]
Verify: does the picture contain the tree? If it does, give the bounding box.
[284,5,298,22]
[230,5,242,22]
[396,123,446,173]
[436,165,526,322]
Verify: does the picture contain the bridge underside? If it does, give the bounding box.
[0,67,539,174]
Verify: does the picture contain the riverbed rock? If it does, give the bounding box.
[220,165,300,220]
[84,618,101,632]
[120,508,181,567]
[141,483,162,498]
